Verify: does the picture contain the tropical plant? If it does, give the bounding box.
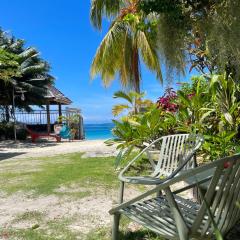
[139,0,240,81]
[90,0,122,30]
[109,107,165,166]
[112,90,152,116]
[176,76,212,134]
[0,31,54,114]
[202,131,237,161]
[110,73,240,165]
[209,74,240,130]
[58,114,80,128]
[90,0,162,92]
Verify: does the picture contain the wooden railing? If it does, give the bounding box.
[14,110,65,125]
[0,108,85,139]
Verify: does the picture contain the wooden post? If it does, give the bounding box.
[58,103,62,123]
[46,103,51,134]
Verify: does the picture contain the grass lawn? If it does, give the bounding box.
[0,153,163,240]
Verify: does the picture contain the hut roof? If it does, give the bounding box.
[0,84,72,106]
[45,85,72,105]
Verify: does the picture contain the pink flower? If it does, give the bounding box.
[156,88,178,113]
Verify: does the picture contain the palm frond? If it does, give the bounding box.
[21,63,47,74]
[113,90,133,103]
[137,30,163,83]
[119,29,133,87]
[112,104,130,116]
[90,0,122,30]
[90,20,127,86]
[18,47,39,61]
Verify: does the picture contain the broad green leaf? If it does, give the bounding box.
[223,112,233,125]
[200,110,215,123]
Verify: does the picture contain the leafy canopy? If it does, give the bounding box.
[139,0,240,78]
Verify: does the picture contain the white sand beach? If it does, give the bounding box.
[0,139,117,161]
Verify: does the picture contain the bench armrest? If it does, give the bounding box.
[118,137,164,182]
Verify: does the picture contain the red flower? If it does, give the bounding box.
[156,88,178,112]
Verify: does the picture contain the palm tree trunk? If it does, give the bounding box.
[132,46,140,114]
[132,47,140,93]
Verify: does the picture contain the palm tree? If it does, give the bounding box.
[90,0,162,93]
[0,31,54,112]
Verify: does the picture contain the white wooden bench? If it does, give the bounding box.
[110,154,240,240]
[118,134,204,202]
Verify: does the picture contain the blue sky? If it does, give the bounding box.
[0,0,191,123]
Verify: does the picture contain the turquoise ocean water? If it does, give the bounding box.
[84,123,114,140]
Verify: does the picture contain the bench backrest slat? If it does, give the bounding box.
[191,157,240,236]
[153,134,202,177]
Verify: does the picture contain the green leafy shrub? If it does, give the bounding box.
[109,74,240,165]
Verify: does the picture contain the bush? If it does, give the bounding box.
[0,122,27,140]
[109,74,240,163]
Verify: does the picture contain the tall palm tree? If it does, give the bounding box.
[90,0,162,93]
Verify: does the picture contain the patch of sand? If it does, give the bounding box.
[0,187,140,235]
[0,140,117,161]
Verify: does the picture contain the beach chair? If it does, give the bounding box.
[118,134,204,203]
[59,125,73,140]
[110,154,240,240]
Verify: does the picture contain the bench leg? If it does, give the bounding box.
[112,181,125,240]
[119,181,124,204]
[112,213,120,240]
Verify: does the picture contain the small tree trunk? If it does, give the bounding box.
[5,106,10,122]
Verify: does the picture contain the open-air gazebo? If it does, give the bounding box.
[44,85,72,133]
[0,85,84,140]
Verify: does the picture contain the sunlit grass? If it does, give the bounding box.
[0,153,118,196]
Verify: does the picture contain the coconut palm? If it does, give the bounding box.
[0,31,53,111]
[90,0,162,92]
